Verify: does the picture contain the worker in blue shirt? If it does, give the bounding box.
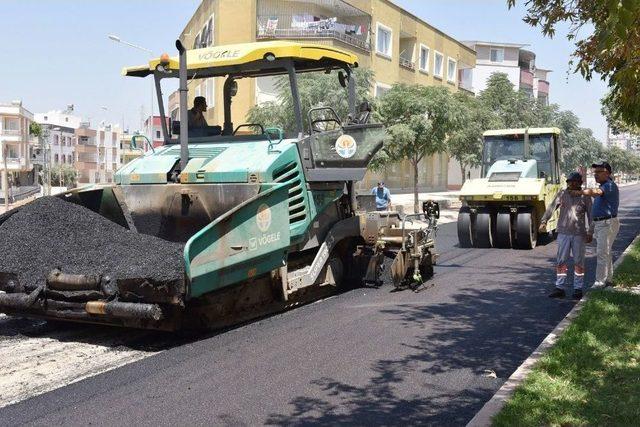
[571,161,619,287]
[371,181,391,211]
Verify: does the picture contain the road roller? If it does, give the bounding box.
[457,127,563,249]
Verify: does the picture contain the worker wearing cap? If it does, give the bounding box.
[540,171,593,299]
[570,161,620,287]
[371,181,391,211]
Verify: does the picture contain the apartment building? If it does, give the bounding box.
[75,122,122,184]
[0,100,36,197]
[120,132,145,165]
[608,129,640,154]
[462,41,551,104]
[174,0,476,191]
[35,110,82,167]
[144,116,171,149]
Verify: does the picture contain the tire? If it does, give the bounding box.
[457,209,474,248]
[495,212,512,248]
[475,211,493,248]
[515,210,538,249]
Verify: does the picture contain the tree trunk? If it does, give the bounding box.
[413,158,419,213]
[460,163,467,185]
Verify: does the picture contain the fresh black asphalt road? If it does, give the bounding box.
[2,184,639,426]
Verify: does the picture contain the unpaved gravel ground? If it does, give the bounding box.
[0,314,188,408]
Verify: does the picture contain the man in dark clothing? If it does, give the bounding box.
[570,161,620,287]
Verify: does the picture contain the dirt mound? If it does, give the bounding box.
[0,196,184,291]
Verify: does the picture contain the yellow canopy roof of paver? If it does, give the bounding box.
[483,127,561,136]
[122,41,359,78]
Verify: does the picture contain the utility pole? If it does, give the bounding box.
[2,142,9,211]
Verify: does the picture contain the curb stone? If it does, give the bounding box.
[466,230,640,427]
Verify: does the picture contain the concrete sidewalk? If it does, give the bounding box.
[390,190,461,225]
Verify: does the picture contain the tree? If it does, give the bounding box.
[50,164,77,187]
[604,146,640,180]
[561,127,605,175]
[448,93,501,183]
[477,72,547,128]
[246,68,374,134]
[376,84,462,212]
[508,0,640,127]
[29,122,42,137]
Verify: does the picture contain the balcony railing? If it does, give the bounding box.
[520,69,534,86]
[256,8,371,52]
[1,129,21,136]
[77,153,98,163]
[399,57,416,71]
[257,26,370,51]
[538,80,550,94]
[457,84,475,96]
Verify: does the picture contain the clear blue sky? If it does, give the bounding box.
[1,0,608,140]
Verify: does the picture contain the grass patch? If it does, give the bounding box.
[614,237,640,287]
[493,290,640,426]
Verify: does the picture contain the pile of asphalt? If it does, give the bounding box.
[0,197,184,291]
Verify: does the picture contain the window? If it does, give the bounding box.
[375,82,391,98]
[4,118,19,131]
[419,44,430,72]
[53,134,59,145]
[376,23,392,58]
[205,78,215,107]
[54,154,59,163]
[447,58,457,83]
[155,130,161,139]
[490,48,504,62]
[434,51,444,78]
[43,116,48,121]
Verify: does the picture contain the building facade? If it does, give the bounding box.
[462,41,550,104]
[35,110,83,168]
[176,0,476,191]
[144,115,171,149]
[120,132,145,165]
[607,128,640,154]
[0,101,36,196]
[75,123,122,184]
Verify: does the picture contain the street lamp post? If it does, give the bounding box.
[108,34,155,142]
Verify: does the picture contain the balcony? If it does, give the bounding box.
[457,83,475,96]
[256,0,371,52]
[520,69,534,87]
[77,153,98,163]
[1,129,21,136]
[399,56,415,71]
[538,80,550,94]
